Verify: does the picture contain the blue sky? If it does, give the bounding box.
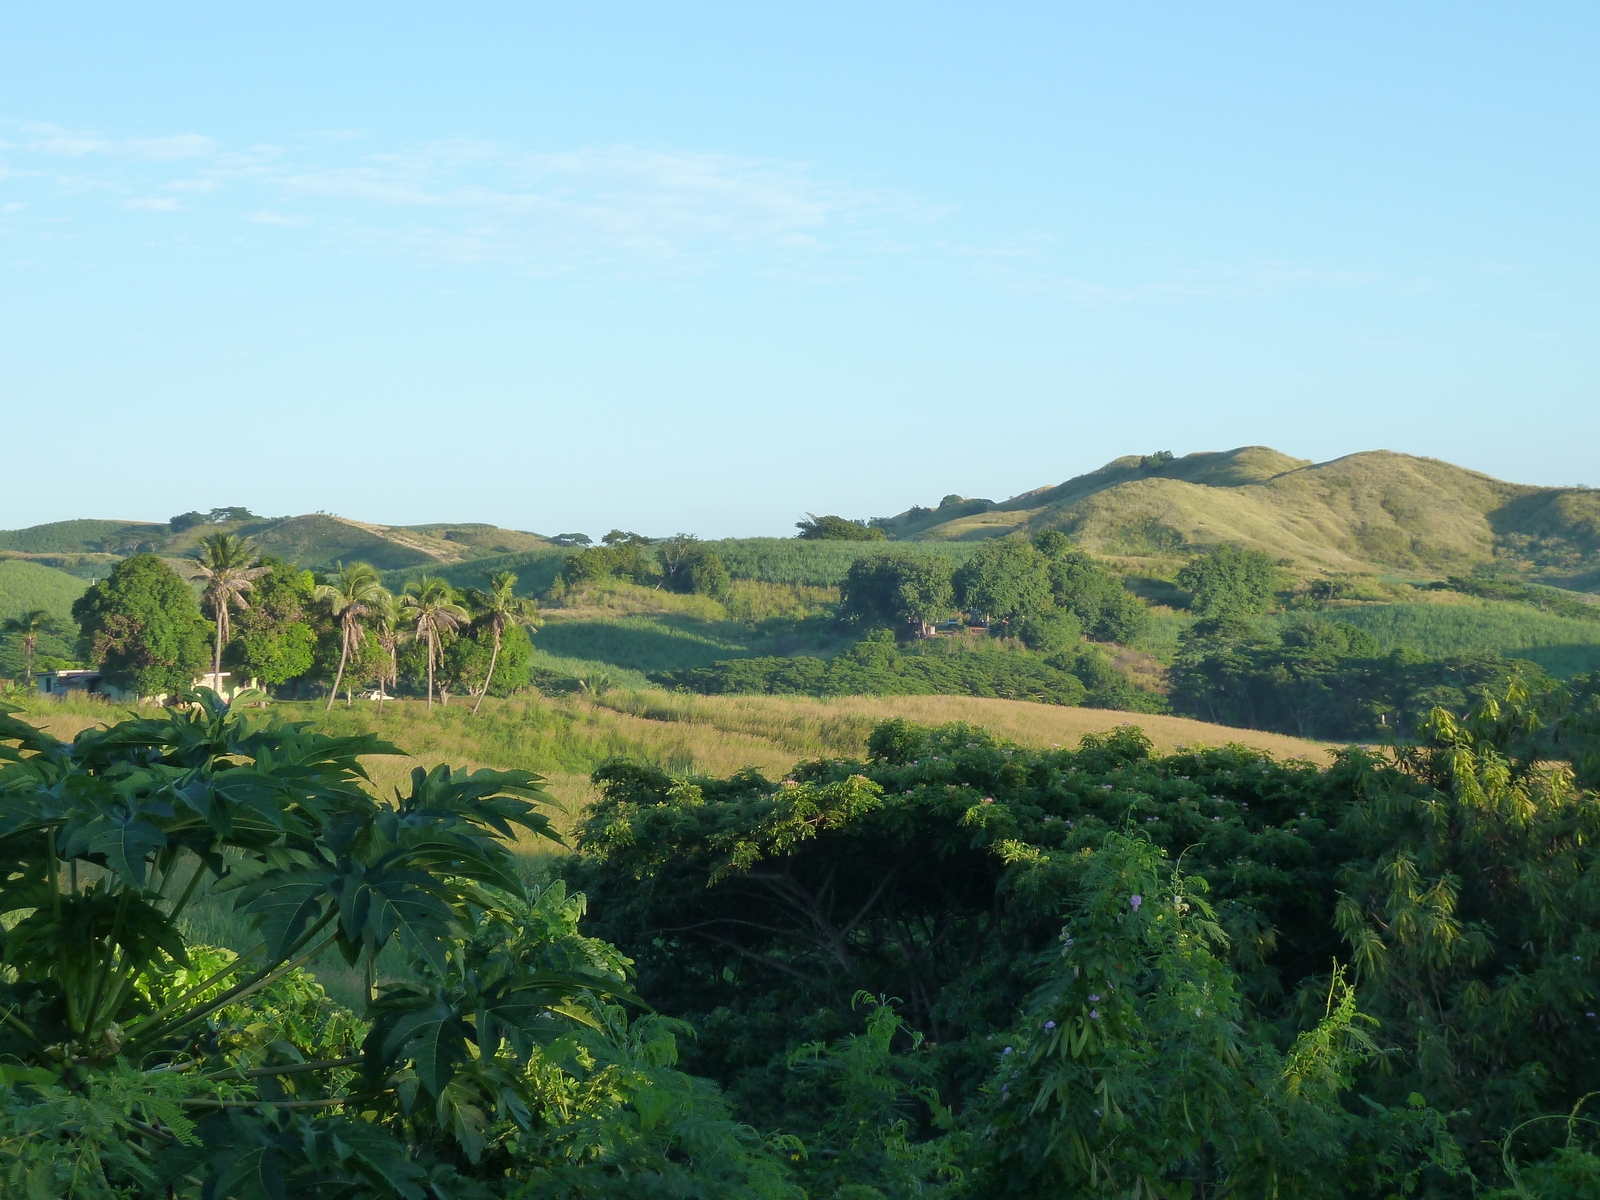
[2,2,1595,537]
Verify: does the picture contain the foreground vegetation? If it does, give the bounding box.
[5,672,1600,1196]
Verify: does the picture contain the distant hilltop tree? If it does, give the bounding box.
[1140,450,1176,470]
[795,513,887,541]
[169,506,261,533]
[550,532,593,547]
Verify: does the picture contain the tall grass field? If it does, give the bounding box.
[1307,601,1600,677]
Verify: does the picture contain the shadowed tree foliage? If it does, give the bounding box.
[840,551,956,633]
[1034,535,1152,643]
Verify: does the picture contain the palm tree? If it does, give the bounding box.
[2,610,55,682]
[464,571,539,715]
[371,595,404,714]
[313,563,389,711]
[398,577,468,710]
[190,534,269,692]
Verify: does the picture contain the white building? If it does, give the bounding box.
[33,670,255,704]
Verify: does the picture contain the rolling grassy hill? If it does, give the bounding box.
[880,446,1600,590]
[0,513,557,572]
[0,559,91,624]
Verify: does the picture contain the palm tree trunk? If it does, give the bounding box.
[24,638,34,682]
[426,628,436,710]
[327,621,352,712]
[472,622,503,716]
[212,599,224,692]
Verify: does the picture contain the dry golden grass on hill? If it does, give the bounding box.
[902,446,1600,587]
[12,688,1337,837]
[594,690,1338,763]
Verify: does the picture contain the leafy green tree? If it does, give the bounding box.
[1016,607,1082,653]
[796,514,888,541]
[399,576,469,709]
[840,552,956,633]
[953,537,1052,629]
[1036,539,1151,643]
[71,553,210,697]
[685,548,731,599]
[464,570,540,714]
[189,532,269,687]
[1176,543,1279,617]
[223,556,318,689]
[0,609,55,681]
[657,535,732,600]
[312,562,389,710]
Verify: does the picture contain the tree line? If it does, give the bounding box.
[60,535,540,709]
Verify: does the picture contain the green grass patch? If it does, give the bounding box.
[1291,601,1600,678]
[534,613,776,674]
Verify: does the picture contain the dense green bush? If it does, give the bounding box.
[1177,543,1280,617]
[565,682,1600,1196]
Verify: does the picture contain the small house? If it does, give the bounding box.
[34,670,255,705]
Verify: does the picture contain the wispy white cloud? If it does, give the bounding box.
[0,120,1398,299]
[0,122,921,272]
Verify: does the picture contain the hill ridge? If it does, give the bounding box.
[881,447,1598,591]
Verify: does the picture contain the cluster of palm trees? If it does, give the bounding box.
[189,533,537,713]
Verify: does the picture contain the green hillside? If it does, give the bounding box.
[0,512,558,574]
[883,446,1600,590]
[0,559,91,623]
[0,518,165,554]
